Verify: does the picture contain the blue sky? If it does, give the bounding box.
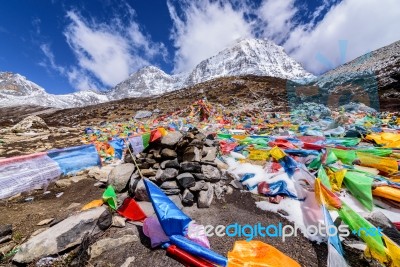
[0,0,399,94]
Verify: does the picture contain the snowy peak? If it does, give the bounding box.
[108,65,183,100]
[0,72,46,96]
[0,72,108,109]
[1,38,318,109]
[185,38,315,85]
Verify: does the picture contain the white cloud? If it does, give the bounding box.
[63,10,166,90]
[283,0,400,74]
[167,0,253,73]
[39,43,66,75]
[257,0,297,43]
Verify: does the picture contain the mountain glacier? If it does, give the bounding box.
[0,38,315,108]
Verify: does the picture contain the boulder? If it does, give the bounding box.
[181,189,194,206]
[140,169,157,177]
[189,180,207,192]
[161,148,177,159]
[11,115,49,133]
[13,207,106,263]
[180,162,201,173]
[89,235,139,259]
[107,163,135,192]
[0,224,12,238]
[198,183,214,208]
[88,165,115,183]
[160,180,180,190]
[155,168,179,182]
[189,139,203,149]
[161,131,183,147]
[165,158,180,169]
[202,147,217,162]
[134,179,149,201]
[177,173,196,188]
[162,189,181,195]
[112,216,126,228]
[192,173,206,181]
[182,146,201,162]
[134,110,152,119]
[201,165,221,182]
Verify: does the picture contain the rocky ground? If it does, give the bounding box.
[0,75,395,266]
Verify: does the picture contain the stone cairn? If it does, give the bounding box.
[124,128,228,208]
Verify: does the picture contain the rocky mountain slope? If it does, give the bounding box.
[0,38,314,108]
[313,40,400,110]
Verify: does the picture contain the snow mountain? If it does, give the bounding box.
[0,72,108,109]
[1,38,315,108]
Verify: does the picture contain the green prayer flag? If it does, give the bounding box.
[102,185,117,210]
[338,203,386,258]
[344,171,374,211]
[318,165,332,189]
[329,148,357,165]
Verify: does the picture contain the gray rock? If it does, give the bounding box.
[214,158,229,170]
[145,158,157,165]
[161,148,177,159]
[0,224,12,238]
[161,131,183,147]
[182,146,201,162]
[165,158,180,169]
[160,180,179,190]
[134,179,149,201]
[189,139,203,149]
[160,160,168,169]
[192,173,206,181]
[37,218,54,226]
[140,169,157,177]
[55,179,72,188]
[181,189,194,206]
[198,183,214,208]
[155,168,179,182]
[112,216,126,228]
[153,149,162,159]
[180,162,201,173]
[204,139,214,147]
[89,235,139,259]
[88,165,115,183]
[0,235,11,244]
[97,209,113,231]
[134,110,152,119]
[213,183,224,199]
[31,228,47,237]
[177,173,196,188]
[195,133,206,141]
[11,115,49,133]
[229,180,244,190]
[201,165,221,182]
[162,189,181,195]
[13,207,106,263]
[202,147,217,162]
[121,256,136,267]
[189,180,207,191]
[107,163,135,192]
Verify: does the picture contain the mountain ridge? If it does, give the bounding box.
[0,38,314,108]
